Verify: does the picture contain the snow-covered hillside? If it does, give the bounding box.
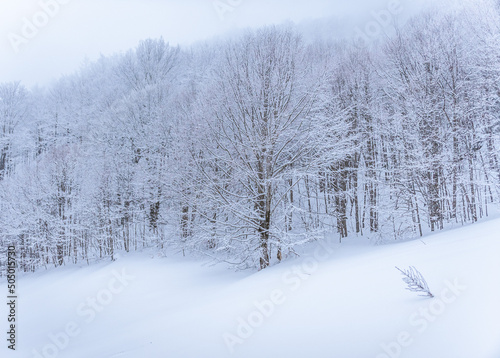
[2,218,500,358]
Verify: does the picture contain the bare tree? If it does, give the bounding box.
[200,26,315,269]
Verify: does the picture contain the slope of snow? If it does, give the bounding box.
[1,218,500,358]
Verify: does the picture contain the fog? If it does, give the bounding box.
[0,0,439,87]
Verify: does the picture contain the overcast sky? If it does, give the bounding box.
[0,0,440,88]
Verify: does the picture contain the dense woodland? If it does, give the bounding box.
[1,2,500,273]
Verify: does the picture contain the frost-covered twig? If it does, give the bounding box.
[395,266,434,298]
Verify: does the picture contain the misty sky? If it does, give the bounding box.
[0,0,440,88]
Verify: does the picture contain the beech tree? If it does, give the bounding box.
[199,27,316,269]
[0,82,28,180]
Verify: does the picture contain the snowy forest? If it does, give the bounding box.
[1,2,500,273]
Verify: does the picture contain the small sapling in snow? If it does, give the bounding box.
[395,266,434,298]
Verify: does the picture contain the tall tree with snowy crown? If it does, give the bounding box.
[202,26,315,269]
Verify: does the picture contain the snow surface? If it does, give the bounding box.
[2,218,500,358]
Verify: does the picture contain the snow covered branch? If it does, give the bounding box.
[395,266,434,298]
